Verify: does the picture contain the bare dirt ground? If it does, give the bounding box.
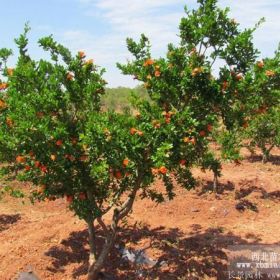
[0,148,279,280]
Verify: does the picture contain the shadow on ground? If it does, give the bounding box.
[247,154,280,166]
[0,214,21,232]
[197,178,280,214]
[197,180,235,196]
[45,223,265,280]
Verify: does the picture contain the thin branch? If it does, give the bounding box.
[97,217,110,236]
[268,145,275,153]
[202,42,209,57]
[198,41,203,55]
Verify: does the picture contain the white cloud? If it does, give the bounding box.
[63,0,191,86]
[66,0,280,87]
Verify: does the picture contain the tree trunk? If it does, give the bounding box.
[87,224,117,280]
[213,173,218,192]
[261,147,270,164]
[87,218,97,268]
[87,186,139,280]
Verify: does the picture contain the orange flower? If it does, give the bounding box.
[265,70,275,77]
[34,161,41,168]
[130,128,137,135]
[207,124,213,132]
[137,130,144,136]
[78,51,86,58]
[152,120,161,129]
[115,170,122,180]
[190,138,196,145]
[85,59,93,65]
[155,70,161,77]
[143,58,154,67]
[235,73,243,81]
[183,137,196,145]
[159,166,167,175]
[16,155,26,164]
[56,139,63,146]
[0,99,6,109]
[257,106,267,114]
[123,158,129,167]
[189,48,197,56]
[257,60,264,68]
[7,68,14,76]
[40,165,48,173]
[65,154,75,161]
[79,155,89,162]
[165,117,171,124]
[66,195,74,203]
[66,72,74,81]
[29,151,35,157]
[191,67,203,77]
[179,159,186,166]
[199,130,206,137]
[222,81,228,91]
[25,165,31,171]
[0,83,8,90]
[78,193,87,200]
[50,154,56,161]
[36,112,44,118]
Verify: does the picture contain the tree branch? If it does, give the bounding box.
[96,217,110,237]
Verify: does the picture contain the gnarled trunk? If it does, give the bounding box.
[87,186,139,280]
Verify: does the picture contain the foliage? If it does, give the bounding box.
[117,0,264,180]
[219,45,280,162]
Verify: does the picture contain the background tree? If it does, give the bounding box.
[222,46,280,163]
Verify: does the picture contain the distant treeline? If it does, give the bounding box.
[101,85,149,111]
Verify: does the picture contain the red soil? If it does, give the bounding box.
[0,148,279,279]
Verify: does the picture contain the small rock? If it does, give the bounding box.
[17,271,40,280]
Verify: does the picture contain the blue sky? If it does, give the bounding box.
[1,0,280,87]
